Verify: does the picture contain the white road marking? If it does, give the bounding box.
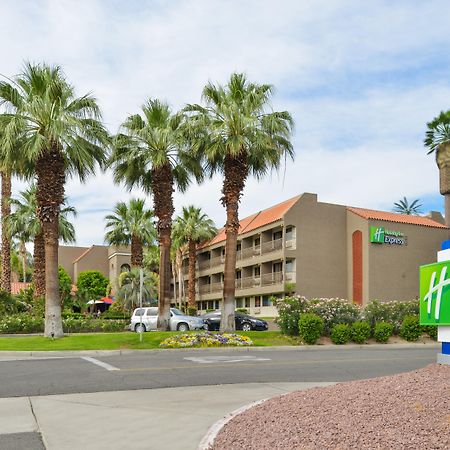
[81,356,120,371]
[183,356,271,364]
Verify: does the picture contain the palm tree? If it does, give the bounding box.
[116,268,157,311]
[424,110,450,227]
[393,197,422,215]
[0,63,109,337]
[7,184,77,298]
[105,198,156,268]
[173,206,217,308]
[185,73,294,331]
[109,99,201,330]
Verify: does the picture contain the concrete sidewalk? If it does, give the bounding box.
[0,382,333,450]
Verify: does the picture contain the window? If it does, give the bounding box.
[273,262,283,273]
[202,301,208,310]
[245,297,250,308]
[285,260,294,273]
[215,300,220,309]
[146,308,158,316]
[237,243,241,251]
[236,298,244,308]
[286,226,293,239]
[273,230,282,240]
[134,309,145,316]
[254,266,261,277]
[254,296,261,307]
[208,300,214,309]
[221,247,225,256]
[262,296,273,307]
[120,263,131,273]
[236,270,242,279]
[254,237,260,247]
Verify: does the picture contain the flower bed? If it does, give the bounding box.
[159,332,253,348]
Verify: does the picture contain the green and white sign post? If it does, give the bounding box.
[420,245,450,364]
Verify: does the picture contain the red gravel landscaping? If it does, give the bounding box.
[211,364,450,449]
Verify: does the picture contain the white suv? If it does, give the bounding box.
[129,307,206,332]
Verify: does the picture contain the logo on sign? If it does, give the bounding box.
[420,261,450,325]
[370,226,405,245]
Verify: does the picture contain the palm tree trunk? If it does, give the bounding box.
[1,170,11,293]
[176,248,183,309]
[172,261,177,304]
[188,239,196,307]
[220,154,248,332]
[130,234,143,267]
[20,241,27,282]
[36,146,65,338]
[33,230,46,298]
[446,194,450,229]
[152,164,174,330]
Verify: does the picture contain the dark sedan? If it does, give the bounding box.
[202,311,268,331]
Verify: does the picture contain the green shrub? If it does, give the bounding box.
[0,314,44,333]
[400,315,422,341]
[275,296,310,336]
[350,321,371,344]
[187,306,198,316]
[374,322,394,343]
[362,300,419,334]
[331,324,351,344]
[309,298,360,334]
[298,313,324,344]
[77,270,109,299]
[422,325,438,341]
[236,308,249,314]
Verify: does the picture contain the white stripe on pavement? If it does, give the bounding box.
[81,356,120,371]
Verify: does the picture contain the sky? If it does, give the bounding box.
[1,0,450,246]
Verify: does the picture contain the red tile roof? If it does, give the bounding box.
[347,207,448,229]
[200,196,301,248]
[11,282,31,295]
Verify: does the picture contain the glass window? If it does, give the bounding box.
[263,296,273,307]
[245,297,250,308]
[254,266,261,277]
[236,270,242,279]
[134,308,145,316]
[236,298,244,308]
[254,296,261,307]
[273,262,283,273]
[273,230,282,240]
[237,243,241,251]
[120,263,131,273]
[286,226,293,238]
[285,260,294,272]
[215,300,220,309]
[146,308,158,316]
[254,237,260,247]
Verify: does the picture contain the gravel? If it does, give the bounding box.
[211,364,450,449]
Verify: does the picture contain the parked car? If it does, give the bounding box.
[129,307,206,332]
[201,311,268,331]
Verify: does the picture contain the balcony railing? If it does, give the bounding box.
[261,271,283,286]
[261,238,283,254]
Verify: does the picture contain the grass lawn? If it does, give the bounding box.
[0,331,296,351]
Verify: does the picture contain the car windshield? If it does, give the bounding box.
[171,308,184,316]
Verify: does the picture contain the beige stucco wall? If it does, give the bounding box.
[367,220,447,302]
[73,245,109,281]
[283,193,348,299]
[58,246,89,281]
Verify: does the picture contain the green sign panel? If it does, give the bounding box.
[420,260,450,325]
[370,226,405,245]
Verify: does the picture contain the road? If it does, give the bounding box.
[0,345,438,398]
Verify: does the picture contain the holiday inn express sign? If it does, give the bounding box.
[420,261,450,325]
[370,226,405,245]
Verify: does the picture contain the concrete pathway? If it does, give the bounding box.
[0,382,333,450]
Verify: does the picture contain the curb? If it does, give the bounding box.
[198,398,269,450]
[0,342,440,358]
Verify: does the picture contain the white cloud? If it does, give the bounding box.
[1,0,450,245]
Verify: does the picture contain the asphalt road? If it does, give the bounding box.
[0,345,438,398]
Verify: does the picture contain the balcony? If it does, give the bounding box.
[261,238,283,255]
[261,271,283,286]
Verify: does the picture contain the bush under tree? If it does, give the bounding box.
[298,313,324,344]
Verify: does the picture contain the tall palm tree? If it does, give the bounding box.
[185,73,294,331]
[7,184,77,298]
[172,206,217,308]
[393,197,422,215]
[109,99,201,330]
[104,198,156,268]
[0,63,109,337]
[425,110,450,228]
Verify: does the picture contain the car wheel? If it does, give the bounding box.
[177,323,189,332]
[242,323,253,331]
[204,323,209,331]
[135,323,146,333]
